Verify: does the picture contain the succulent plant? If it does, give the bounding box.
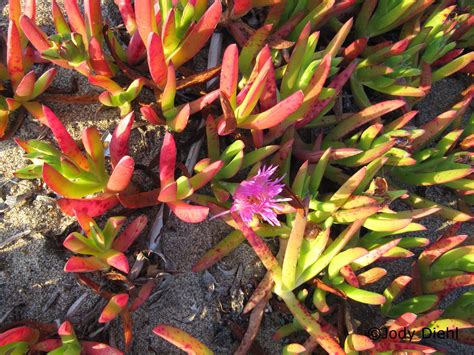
[63,214,147,273]
[0,321,122,354]
[153,324,213,355]
[15,107,136,216]
[0,0,59,138]
[21,0,115,77]
[119,131,223,222]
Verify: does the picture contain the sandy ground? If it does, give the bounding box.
[0,1,473,354]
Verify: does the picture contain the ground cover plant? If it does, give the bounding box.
[0,0,473,353]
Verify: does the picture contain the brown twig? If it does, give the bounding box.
[175,65,222,91]
[235,291,271,355]
[227,321,267,355]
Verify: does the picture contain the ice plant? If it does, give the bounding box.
[20,0,115,77]
[0,0,58,137]
[140,58,220,132]
[63,214,147,273]
[0,321,122,354]
[0,326,39,354]
[15,107,135,216]
[89,75,144,116]
[217,44,304,137]
[99,293,130,323]
[205,115,280,201]
[229,165,287,226]
[228,0,282,18]
[36,321,122,354]
[121,0,222,68]
[355,0,436,38]
[119,132,223,223]
[153,324,213,355]
[415,230,474,295]
[389,89,474,220]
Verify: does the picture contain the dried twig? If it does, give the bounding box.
[0,230,31,249]
[234,291,272,355]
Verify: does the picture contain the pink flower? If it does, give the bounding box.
[230,165,288,226]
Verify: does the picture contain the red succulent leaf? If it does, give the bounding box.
[105,250,130,273]
[240,90,304,130]
[424,274,474,293]
[110,112,134,168]
[147,32,167,88]
[99,293,129,323]
[389,312,418,332]
[340,265,360,287]
[75,213,95,235]
[22,101,48,126]
[160,132,177,186]
[189,161,224,190]
[169,104,190,133]
[85,0,103,40]
[112,215,148,252]
[232,0,252,18]
[220,44,239,106]
[158,182,178,202]
[169,0,222,68]
[80,341,124,355]
[130,280,155,312]
[409,310,444,332]
[352,238,402,271]
[64,0,87,40]
[7,20,24,88]
[256,45,278,111]
[140,104,166,125]
[64,256,109,272]
[168,201,209,223]
[89,37,114,77]
[153,324,213,354]
[43,106,89,170]
[9,0,22,23]
[0,326,39,346]
[135,0,157,45]
[119,189,161,208]
[63,233,93,254]
[419,235,467,268]
[296,60,358,129]
[20,15,50,51]
[58,321,76,337]
[82,127,105,166]
[15,71,36,98]
[127,32,146,65]
[52,0,70,34]
[32,339,62,352]
[88,75,122,94]
[342,37,368,64]
[345,334,374,351]
[57,195,119,217]
[187,89,220,114]
[106,156,134,193]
